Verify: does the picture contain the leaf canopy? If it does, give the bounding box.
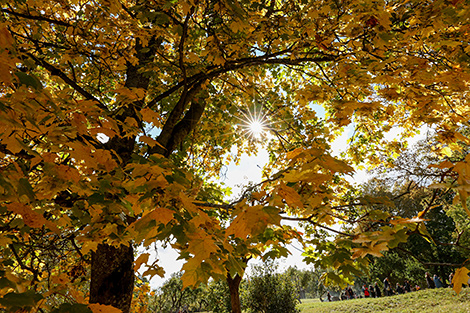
[0,0,470,309]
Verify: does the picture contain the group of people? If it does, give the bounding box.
[331,272,450,301]
[425,272,446,288]
[380,277,415,296]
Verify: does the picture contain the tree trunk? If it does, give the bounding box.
[90,244,134,312]
[227,273,242,313]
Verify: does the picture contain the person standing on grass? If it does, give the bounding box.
[369,285,376,298]
[433,274,443,288]
[375,282,382,297]
[396,283,404,295]
[404,280,411,293]
[363,284,370,298]
[426,272,435,289]
[383,277,391,296]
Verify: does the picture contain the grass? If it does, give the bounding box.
[298,288,470,313]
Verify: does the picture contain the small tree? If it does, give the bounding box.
[242,261,300,313]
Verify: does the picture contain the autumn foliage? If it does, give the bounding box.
[0,0,470,312]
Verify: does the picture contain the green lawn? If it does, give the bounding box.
[298,288,470,313]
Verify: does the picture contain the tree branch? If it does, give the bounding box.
[1,8,72,27]
[146,53,337,109]
[281,215,353,237]
[26,53,108,111]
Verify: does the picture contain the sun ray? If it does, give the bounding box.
[237,106,270,140]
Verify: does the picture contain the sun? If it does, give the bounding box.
[239,107,269,140]
[249,120,265,138]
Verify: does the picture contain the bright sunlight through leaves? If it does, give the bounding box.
[239,107,268,140]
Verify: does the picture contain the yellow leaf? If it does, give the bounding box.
[0,235,12,246]
[56,164,81,183]
[179,193,198,213]
[351,248,368,259]
[352,234,371,244]
[226,205,279,238]
[230,20,245,33]
[187,232,218,262]
[134,253,150,272]
[128,207,174,233]
[351,241,387,259]
[2,135,23,154]
[51,273,71,286]
[141,261,165,279]
[191,211,216,228]
[321,155,354,174]
[93,149,117,172]
[180,1,192,15]
[370,241,388,256]
[452,267,470,295]
[286,147,303,160]
[277,182,304,209]
[283,171,331,184]
[142,266,165,279]
[0,26,14,47]
[88,303,122,313]
[7,202,59,233]
[80,241,99,255]
[181,258,211,289]
[139,135,164,148]
[140,108,161,128]
[441,146,453,157]
[124,117,138,128]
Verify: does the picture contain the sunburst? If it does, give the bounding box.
[239,107,269,140]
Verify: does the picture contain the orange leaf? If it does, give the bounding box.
[452,267,470,295]
[139,135,164,148]
[88,303,122,313]
[187,232,218,262]
[179,193,198,213]
[128,207,174,233]
[140,107,162,128]
[134,253,150,272]
[7,202,59,233]
[0,26,14,47]
[181,258,211,289]
[277,182,304,209]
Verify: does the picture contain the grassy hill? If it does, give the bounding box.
[298,288,470,313]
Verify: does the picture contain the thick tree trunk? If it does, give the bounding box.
[227,273,242,313]
[90,244,134,312]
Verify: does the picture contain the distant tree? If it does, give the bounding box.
[242,261,300,313]
[284,266,329,299]
[358,139,469,287]
[148,272,206,313]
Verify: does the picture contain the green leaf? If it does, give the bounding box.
[17,178,35,201]
[14,72,43,89]
[0,290,43,310]
[0,277,15,289]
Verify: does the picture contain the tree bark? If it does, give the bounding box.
[90,244,134,312]
[227,273,243,313]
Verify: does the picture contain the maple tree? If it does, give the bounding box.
[1,0,470,312]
